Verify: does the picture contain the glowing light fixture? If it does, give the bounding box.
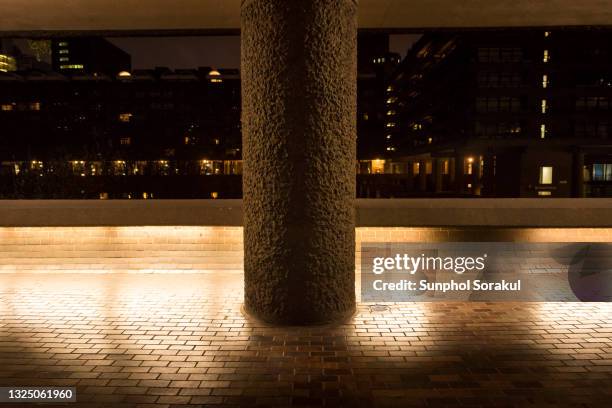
[208,69,222,83]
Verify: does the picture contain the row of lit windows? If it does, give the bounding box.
[59,64,84,70]
[1,160,244,177]
[359,158,485,177]
[0,102,41,111]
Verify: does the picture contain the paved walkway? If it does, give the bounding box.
[0,274,611,407]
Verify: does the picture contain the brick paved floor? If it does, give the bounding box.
[0,274,611,408]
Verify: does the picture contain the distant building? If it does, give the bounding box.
[357,33,401,160]
[51,38,131,76]
[0,58,388,199]
[0,67,241,199]
[368,29,612,198]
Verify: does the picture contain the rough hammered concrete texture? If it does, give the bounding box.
[241,0,358,324]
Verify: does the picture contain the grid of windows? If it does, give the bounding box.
[477,72,522,88]
[574,120,611,138]
[477,47,522,63]
[592,164,612,181]
[575,96,612,111]
[475,97,521,113]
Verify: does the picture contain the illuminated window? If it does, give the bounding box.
[427,137,433,144]
[113,160,127,176]
[363,113,369,121]
[59,57,69,62]
[29,102,41,111]
[386,86,394,92]
[412,162,420,174]
[425,161,433,175]
[592,164,612,181]
[371,159,385,174]
[1,104,14,111]
[118,113,132,122]
[386,97,397,104]
[543,50,550,63]
[539,166,553,184]
[538,191,551,196]
[385,134,391,140]
[184,136,190,145]
[60,64,84,70]
[385,122,396,128]
[58,42,69,46]
[120,137,131,145]
[465,157,474,175]
[386,110,396,116]
[58,49,69,54]
[541,99,547,114]
[542,74,548,88]
[544,31,550,37]
[442,160,449,175]
[540,124,547,139]
[210,192,219,199]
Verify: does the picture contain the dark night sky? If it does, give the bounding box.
[107,34,421,70]
[108,36,241,69]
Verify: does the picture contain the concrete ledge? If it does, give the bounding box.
[355,198,612,227]
[0,200,243,227]
[0,199,610,228]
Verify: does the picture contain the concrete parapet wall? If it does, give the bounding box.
[0,199,610,227]
[0,225,609,273]
[0,199,609,273]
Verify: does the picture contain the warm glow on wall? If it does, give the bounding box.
[0,226,607,274]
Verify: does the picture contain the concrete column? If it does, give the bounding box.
[241,0,357,324]
[406,161,415,191]
[472,156,481,195]
[434,159,444,193]
[573,151,585,197]
[454,155,464,194]
[418,160,427,191]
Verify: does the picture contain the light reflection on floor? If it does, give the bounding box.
[0,273,611,407]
